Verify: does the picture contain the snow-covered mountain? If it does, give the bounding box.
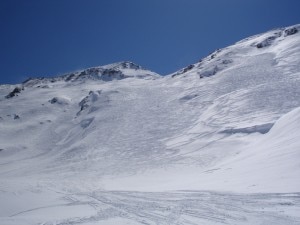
[22,61,159,87]
[1,24,300,225]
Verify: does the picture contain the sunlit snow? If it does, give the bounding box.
[1,25,300,225]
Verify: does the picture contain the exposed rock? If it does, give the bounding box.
[49,97,58,104]
[199,66,219,78]
[222,59,233,64]
[102,68,125,80]
[256,36,277,48]
[118,61,142,70]
[65,73,76,81]
[256,32,282,48]
[49,97,70,105]
[5,87,22,99]
[183,65,195,73]
[78,90,102,115]
[284,27,298,36]
[171,65,195,78]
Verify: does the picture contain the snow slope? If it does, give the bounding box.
[0,24,300,224]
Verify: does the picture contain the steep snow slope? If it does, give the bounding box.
[203,106,300,192]
[0,25,300,225]
[101,25,300,193]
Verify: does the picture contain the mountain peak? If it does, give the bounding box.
[102,61,143,70]
[23,61,160,87]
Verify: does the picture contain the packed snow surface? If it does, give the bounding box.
[1,24,300,224]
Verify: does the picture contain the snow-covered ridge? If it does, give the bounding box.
[22,61,160,87]
[170,24,300,78]
[12,24,300,88]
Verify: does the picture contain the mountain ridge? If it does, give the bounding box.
[3,24,299,88]
[21,61,160,87]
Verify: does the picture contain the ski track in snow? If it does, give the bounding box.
[3,191,300,225]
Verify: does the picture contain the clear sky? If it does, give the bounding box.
[1,0,300,84]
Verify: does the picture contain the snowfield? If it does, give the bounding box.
[0,25,300,224]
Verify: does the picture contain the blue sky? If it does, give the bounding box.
[1,0,300,84]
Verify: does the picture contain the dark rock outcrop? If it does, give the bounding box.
[5,87,22,99]
[284,27,298,36]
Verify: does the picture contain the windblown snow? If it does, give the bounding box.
[1,25,300,225]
